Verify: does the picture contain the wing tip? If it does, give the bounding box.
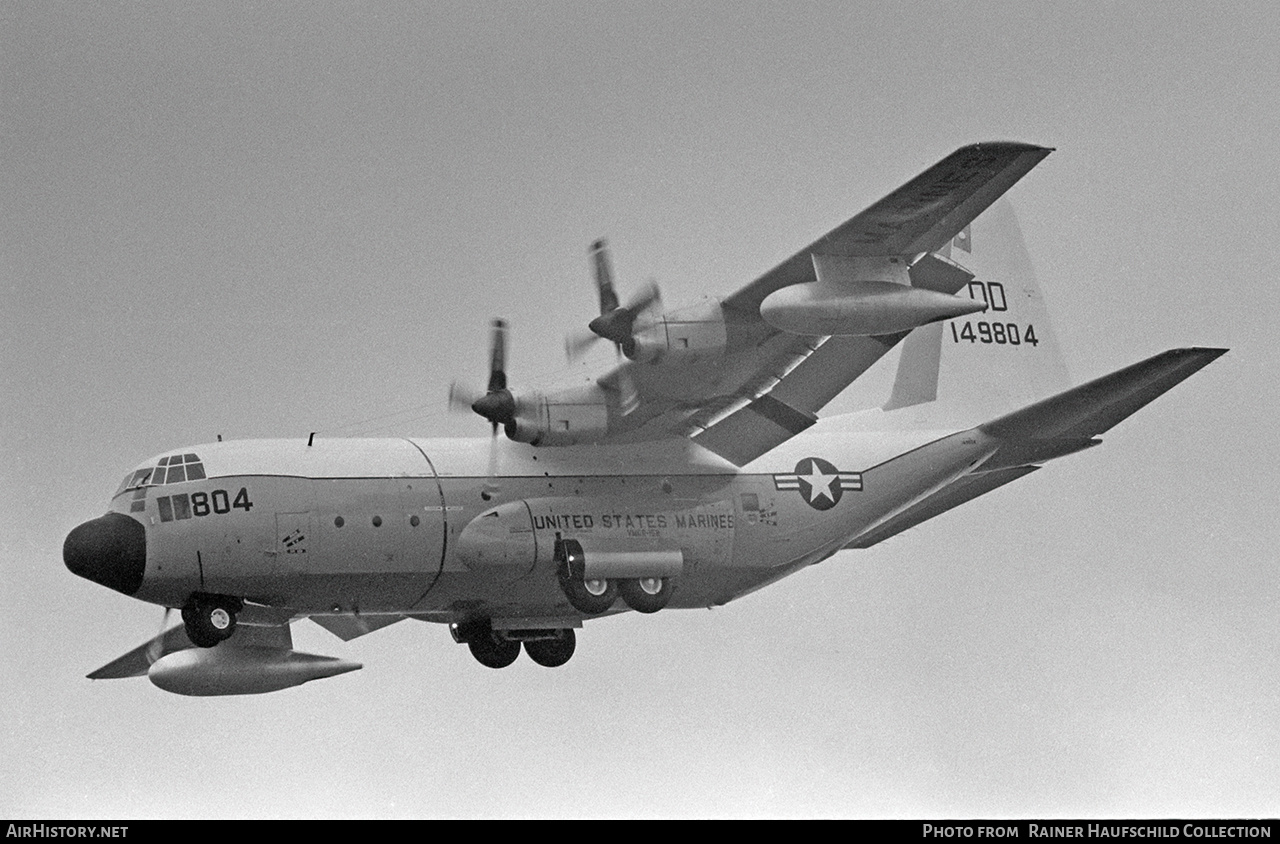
[966,140,1056,155]
[1166,346,1229,366]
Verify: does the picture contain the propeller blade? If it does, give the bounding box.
[146,607,174,665]
[565,328,603,361]
[448,381,484,412]
[624,279,661,316]
[484,425,501,492]
[591,239,620,315]
[487,318,507,393]
[618,367,640,416]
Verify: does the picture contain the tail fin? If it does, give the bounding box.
[884,198,1070,426]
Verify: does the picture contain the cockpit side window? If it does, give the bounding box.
[115,468,153,496]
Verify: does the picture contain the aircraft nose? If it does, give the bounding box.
[63,512,146,596]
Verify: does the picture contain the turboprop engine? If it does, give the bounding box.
[760,253,986,336]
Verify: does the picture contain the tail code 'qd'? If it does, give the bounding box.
[884,198,1070,427]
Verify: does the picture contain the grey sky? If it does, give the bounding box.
[2,1,1277,818]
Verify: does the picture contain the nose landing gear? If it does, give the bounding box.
[182,594,243,648]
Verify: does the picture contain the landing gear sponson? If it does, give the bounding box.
[555,537,678,615]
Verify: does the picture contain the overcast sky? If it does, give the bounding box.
[3,1,1277,818]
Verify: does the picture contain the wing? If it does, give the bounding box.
[636,144,1051,463]
[87,605,297,680]
[536,143,1051,461]
[721,142,1053,316]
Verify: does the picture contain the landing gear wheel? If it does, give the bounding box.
[560,574,618,614]
[468,632,521,669]
[524,629,576,668]
[181,596,239,648]
[618,576,675,613]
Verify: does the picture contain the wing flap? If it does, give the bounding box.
[693,332,906,465]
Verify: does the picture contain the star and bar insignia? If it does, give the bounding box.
[773,457,862,511]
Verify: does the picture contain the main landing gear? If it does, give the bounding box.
[182,593,243,648]
[451,619,576,669]
[555,538,677,615]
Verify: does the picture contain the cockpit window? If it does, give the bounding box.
[116,454,207,497]
[150,454,206,485]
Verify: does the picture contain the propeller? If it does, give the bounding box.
[448,318,531,492]
[565,240,659,416]
[565,240,662,361]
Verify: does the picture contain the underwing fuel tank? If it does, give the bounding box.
[760,279,987,336]
[760,252,986,336]
[147,646,362,696]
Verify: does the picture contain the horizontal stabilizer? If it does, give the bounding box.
[981,347,1227,441]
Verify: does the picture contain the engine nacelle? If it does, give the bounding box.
[503,385,610,447]
[627,299,728,363]
[147,646,362,696]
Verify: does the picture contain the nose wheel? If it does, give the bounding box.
[182,594,242,648]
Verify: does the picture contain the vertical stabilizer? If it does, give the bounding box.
[884,198,1070,426]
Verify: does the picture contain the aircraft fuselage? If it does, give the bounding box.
[81,428,991,623]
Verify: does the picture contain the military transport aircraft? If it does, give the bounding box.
[64,142,1225,696]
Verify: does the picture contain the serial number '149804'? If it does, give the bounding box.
[950,320,1040,347]
[156,488,254,523]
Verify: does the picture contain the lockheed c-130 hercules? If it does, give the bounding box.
[64,142,1225,696]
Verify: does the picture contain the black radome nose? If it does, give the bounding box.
[63,512,146,595]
